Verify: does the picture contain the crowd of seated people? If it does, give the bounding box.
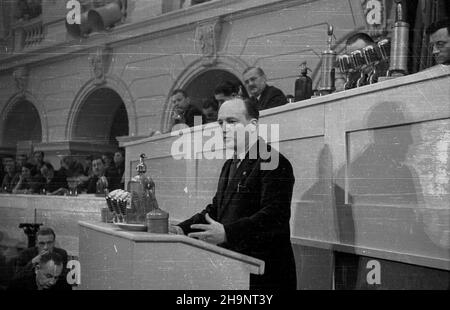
[170,66,288,131]
[0,149,126,196]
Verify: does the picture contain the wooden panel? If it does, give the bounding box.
[78,222,263,289]
[335,252,450,290]
[292,243,333,290]
[133,242,250,290]
[346,119,450,260]
[79,226,133,290]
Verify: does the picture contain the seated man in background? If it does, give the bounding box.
[31,151,44,177]
[81,156,120,194]
[8,252,71,290]
[170,89,203,129]
[15,227,68,273]
[213,81,239,107]
[11,163,36,194]
[33,162,69,195]
[202,98,219,124]
[427,18,450,65]
[1,156,19,193]
[242,67,287,110]
[113,149,125,189]
[15,153,28,173]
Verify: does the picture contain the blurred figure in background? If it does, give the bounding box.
[12,163,36,194]
[15,154,28,173]
[170,89,203,129]
[242,67,287,110]
[33,162,68,195]
[202,98,219,124]
[102,153,115,171]
[31,151,44,177]
[427,19,450,65]
[113,149,125,189]
[214,81,239,107]
[1,156,19,193]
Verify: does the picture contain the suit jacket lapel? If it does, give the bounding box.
[219,157,258,219]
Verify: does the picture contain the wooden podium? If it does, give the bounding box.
[78,221,264,290]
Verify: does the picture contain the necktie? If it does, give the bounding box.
[227,156,240,187]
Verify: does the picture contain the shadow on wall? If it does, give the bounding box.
[298,101,434,289]
[0,231,23,290]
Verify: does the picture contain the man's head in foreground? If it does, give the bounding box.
[35,252,64,290]
[427,19,450,65]
[217,98,259,154]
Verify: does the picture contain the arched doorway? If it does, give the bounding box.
[72,88,129,147]
[1,99,42,149]
[184,69,245,109]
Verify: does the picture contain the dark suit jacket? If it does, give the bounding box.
[178,140,296,290]
[257,85,287,110]
[85,168,121,194]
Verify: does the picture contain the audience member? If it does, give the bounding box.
[83,155,93,177]
[102,153,115,170]
[170,89,203,129]
[15,153,28,172]
[60,156,85,178]
[33,162,69,195]
[1,157,19,193]
[12,163,35,194]
[214,81,239,106]
[113,149,125,189]
[31,151,44,176]
[426,18,450,65]
[242,67,287,110]
[202,98,219,123]
[81,156,120,194]
[15,227,69,272]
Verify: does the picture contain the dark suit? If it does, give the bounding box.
[257,85,287,110]
[178,140,296,290]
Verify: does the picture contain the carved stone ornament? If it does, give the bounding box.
[12,66,29,96]
[89,46,112,85]
[195,19,222,66]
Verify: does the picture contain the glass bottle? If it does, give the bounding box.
[127,154,158,224]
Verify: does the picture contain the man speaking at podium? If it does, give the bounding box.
[170,98,297,290]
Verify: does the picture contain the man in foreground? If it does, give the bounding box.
[170,97,296,290]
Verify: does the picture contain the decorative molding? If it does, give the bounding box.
[88,46,113,85]
[194,18,222,66]
[12,66,29,96]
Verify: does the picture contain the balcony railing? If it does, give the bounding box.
[0,0,216,59]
